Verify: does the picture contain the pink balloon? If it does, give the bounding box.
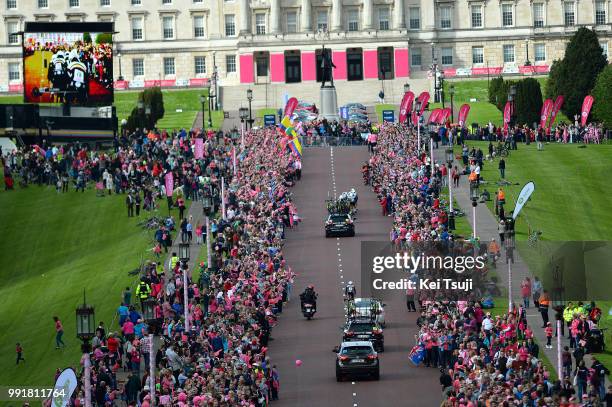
[295,359,302,367]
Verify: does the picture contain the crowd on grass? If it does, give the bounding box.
[3,125,304,406]
[69,127,304,407]
[366,123,612,406]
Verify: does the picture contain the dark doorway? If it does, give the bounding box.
[347,48,363,81]
[378,47,394,79]
[285,50,301,83]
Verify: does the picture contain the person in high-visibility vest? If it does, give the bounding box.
[135,280,151,303]
[538,290,551,328]
[497,188,506,205]
[169,252,179,271]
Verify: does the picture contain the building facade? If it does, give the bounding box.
[1,0,610,106]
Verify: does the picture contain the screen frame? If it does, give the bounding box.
[22,22,115,106]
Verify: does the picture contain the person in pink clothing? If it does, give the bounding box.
[520,277,532,308]
[122,319,135,339]
[53,316,65,349]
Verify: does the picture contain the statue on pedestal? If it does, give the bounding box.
[320,45,336,88]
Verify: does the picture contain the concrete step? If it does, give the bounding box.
[220,77,430,111]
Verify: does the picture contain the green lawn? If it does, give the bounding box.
[0,185,179,387]
[0,88,224,130]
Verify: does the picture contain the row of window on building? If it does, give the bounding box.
[6,1,608,44]
[5,0,204,8]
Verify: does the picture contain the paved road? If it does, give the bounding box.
[268,146,441,407]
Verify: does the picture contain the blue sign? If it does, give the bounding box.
[339,107,349,120]
[263,114,276,126]
[382,110,395,122]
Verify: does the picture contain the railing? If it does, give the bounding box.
[300,135,366,147]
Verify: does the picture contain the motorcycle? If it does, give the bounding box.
[302,302,316,320]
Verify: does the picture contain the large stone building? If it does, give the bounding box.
[1,0,610,107]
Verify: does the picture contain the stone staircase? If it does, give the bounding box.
[219,77,430,111]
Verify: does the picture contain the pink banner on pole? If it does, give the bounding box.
[427,108,441,124]
[399,91,415,123]
[239,54,255,84]
[301,52,316,81]
[441,108,452,124]
[503,102,512,134]
[411,111,418,126]
[194,138,204,159]
[284,97,299,117]
[581,95,594,126]
[270,53,285,83]
[417,92,430,116]
[165,172,174,197]
[363,50,378,79]
[394,48,409,78]
[458,104,471,127]
[547,95,565,133]
[332,51,347,80]
[540,99,553,129]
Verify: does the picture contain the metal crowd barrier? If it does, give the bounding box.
[299,136,366,147]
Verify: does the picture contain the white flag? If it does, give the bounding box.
[513,181,535,220]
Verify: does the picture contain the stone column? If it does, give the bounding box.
[270,0,281,33]
[239,0,250,34]
[331,0,342,31]
[393,0,405,29]
[301,0,312,32]
[362,0,373,29]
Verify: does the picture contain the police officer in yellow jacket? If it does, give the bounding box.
[136,280,151,307]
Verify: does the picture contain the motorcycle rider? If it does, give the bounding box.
[344,281,356,301]
[300,284,317,312]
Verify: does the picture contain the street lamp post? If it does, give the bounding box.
[76,293,95,407]
[117,53,123,81]
[445,148,455,230]
[199,95,206,129]
[239,107,249,149]
[525,39,531,66]
[178,243,191,332]
[246,89,253,129]
[142,298,160,407]
[439,72,445,109]
[415,100,422,152]
[449,84,455,124]
[505,230,516,312]
[470,182,480,239]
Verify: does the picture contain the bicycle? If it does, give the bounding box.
[495,144,510,158]
[528,230,542,247]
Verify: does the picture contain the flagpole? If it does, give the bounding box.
[233,147,237,177]
[221,177,226,220]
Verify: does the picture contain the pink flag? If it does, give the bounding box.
[427,108,441,124]
[503,102,512,135]
[458,104,471,127]
[581,95,594,126]
[399,91,415,123]
[417,92,430,116]
[439,108,452,124]
[540,99,554,129]
[194,138,204,159]
[284,97,299,117]
[546,95,565,133]
[165,172,174,197]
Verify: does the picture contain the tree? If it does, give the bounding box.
[488,76,504,105]
[83,32,92,44]
[592,65,612,128]
[545,27,606,118]
[95,33,113,45]
[124,87,165,132]
[515,78,543,127]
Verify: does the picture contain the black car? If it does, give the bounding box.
[334,341,380,381]
[342,319,384,352]
[325,213,355,237]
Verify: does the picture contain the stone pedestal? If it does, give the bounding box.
[320,85,339,121]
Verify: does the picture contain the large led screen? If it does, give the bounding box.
[23,30,113,105]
